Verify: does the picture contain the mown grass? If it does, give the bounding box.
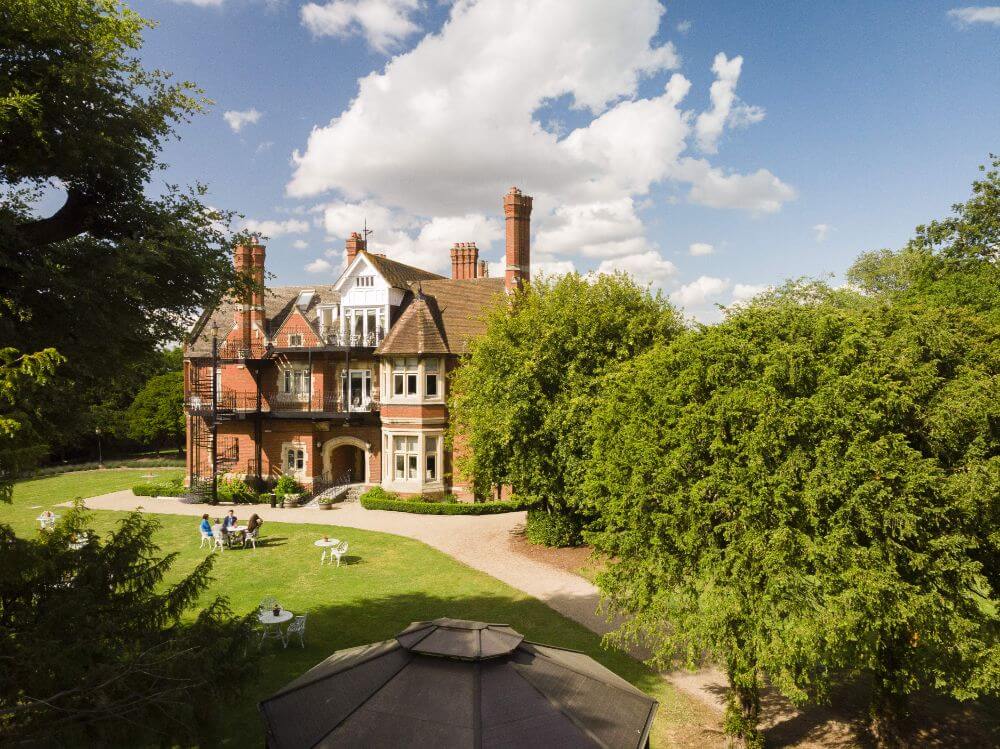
[1,471,719,747]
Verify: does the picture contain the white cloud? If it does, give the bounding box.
[301,0,421,53]
[293,239,310,249]
[255,141,274,154]
[243,218,310,237]
[305,258,334,274]
[670,275,731,307]
[676,19,692,33]
[694,53,765,153]
[223,108,262,133]
[535,198,650,258]
[318,199,502,273]
[948,6,1000,26]
[813,223,831,242]
[288,1,792,275]
[731,283,770,304]
[534,259,577,277]
[596,250,677,288]
[679,158,796,214]
[688,242,714,256]
[170,0,223,5]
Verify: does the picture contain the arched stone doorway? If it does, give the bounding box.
[321,436,369,484]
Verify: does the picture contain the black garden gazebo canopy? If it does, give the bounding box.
[258,617,657,748]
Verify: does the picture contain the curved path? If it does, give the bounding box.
[80,491,728,713]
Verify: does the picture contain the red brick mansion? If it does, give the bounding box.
[183,187,532,499]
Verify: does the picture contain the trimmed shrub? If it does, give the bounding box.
[30,457,185,479]
[359,488,523,516]
[524,509,583,547]
[132,478,185,497]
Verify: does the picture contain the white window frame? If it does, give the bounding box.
[392,357,419,398]
[282,442,307,478]
[288,333,303,347]
[384,431,444,489]
[424,358,442,400]
[281,364,311,399]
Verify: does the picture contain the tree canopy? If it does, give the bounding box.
[126,370,184,452]
[448,271,683,515]
[583,161,1000,747]
[0,0,249,462]
[0,504,257,744]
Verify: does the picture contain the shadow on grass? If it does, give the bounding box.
[703,674,999,748]
[215,590,662,746]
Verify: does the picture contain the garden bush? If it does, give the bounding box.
[131,477,185,497]
[524,509,583,547]
[217,477,258,504]
[359,488,523,515]
[273,475,303,497]
[30,457,185,479]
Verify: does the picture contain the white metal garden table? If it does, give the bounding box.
[314,538,340,565]
[258,609,294,647]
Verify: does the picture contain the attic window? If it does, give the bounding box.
[355,276,375,288]
[296,290,315,308]
[288,334,303,347]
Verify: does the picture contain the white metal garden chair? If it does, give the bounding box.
[199,530,213,549]
[212,534,225,553]
[329,541,348,568]
[282,614,307,649]
[243,527,259,550]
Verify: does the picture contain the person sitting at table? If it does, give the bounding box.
[222,509,237,532]
[38,510,56,531]
[246,513,262,535]
[199,514,213,538]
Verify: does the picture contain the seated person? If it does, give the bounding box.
[222,509,237,531]
[246,513,261,533]
[199,513,213,537]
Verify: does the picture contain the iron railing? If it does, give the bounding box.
[321,329,385,347]
[186,391,380,415]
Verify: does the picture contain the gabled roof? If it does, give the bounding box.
[361,251,444,289]
[377,293,450,355]
[185,285,339,357]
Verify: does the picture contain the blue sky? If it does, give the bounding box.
[129,0,999,319]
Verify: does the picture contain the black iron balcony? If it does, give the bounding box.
[321,328,385,348]
[186,390,380,416]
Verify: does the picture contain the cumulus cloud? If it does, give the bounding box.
[670,275,731,307]
[318,199,502,273]
[288,1,792,276]
[301,0,422,53]
[170,0,223,5]
[596,250,678,288]
[813,223,831,242]
[306,258,335,274]
[676,19,692,33]
[679,158,796,214]
[948,6,1000,26]
[243,218,310,237]
[694,53,765,153]
[688,242,714,256]
[293,239,310,249]
[731,283,770,303]
[223,108,262,133]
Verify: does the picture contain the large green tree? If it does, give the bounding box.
[0,504,257,744]
[449,271,683,517]
[126,370,184,453]
[0,0,249,458]
[587,285,997,747]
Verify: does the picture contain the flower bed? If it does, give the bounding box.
[359,487,524,515]
[131,477,186,497]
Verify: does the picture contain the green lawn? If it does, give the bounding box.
[1,470,718,748]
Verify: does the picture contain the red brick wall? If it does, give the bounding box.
[272,309,322,348]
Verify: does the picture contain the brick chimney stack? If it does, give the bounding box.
[233,239,266,347]
[451,242,479,280]
[478,259,488,278]
[504,186,532,292]
[345,231,366,265]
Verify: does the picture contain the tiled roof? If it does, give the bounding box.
[377,295,450,355]
[185,285,340,356]
[411,277,506,354]
[362,251,444,288]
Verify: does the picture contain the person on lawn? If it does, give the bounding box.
[199,514,213,538]
[222,509,237,531]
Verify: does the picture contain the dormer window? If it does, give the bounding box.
[296,290,315,308]
[318,305,338,331]
[355,275,375,288]
[288,334,303,347]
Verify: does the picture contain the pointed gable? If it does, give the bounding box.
[377,294,449,355]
